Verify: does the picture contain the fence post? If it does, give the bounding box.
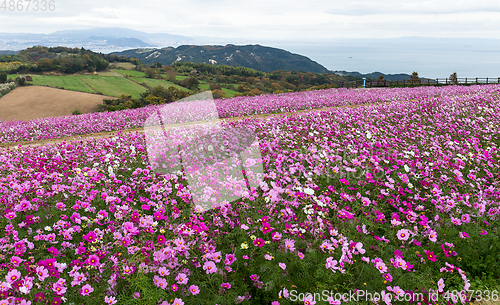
[486,77,488,84]
[465,77,467,84]
[476,78,478,84]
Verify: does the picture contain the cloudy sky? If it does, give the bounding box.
[2,0,500,40]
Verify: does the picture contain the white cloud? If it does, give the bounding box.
[1,0,500,39]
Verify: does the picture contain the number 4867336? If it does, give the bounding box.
[1,0,55,11]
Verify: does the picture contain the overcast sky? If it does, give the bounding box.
[2,0,500,40]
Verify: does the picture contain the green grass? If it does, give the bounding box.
[77,75,147,98]
[113,69,146,77]
[198,84,210,90]
[15,75,96,93]
[221,87,239,97]
[110,62,136,70]
[130,77,192,92]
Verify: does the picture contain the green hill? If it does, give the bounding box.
[111,44,330,73]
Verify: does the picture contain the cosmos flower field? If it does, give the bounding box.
[0,85,499,304]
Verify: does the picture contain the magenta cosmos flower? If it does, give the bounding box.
[253,238,265,247]
[83,231,97,243]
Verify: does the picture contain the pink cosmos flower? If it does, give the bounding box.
[71,272,86,287]
[396,229,410,241]
[104,296,117,304]
[459,232,470,238]
[221,282,231,289]
[374,261,388,273]
[284,239,295,252]
[428,229,437,242]
[224,254,236,265]
[271,232,282,242]
[158,267,170,276]
[172,298,184,305]
[461,214,471,223]
[52,281,67,296]
[203,261,217,274]
[189,285,200,295]
[327,297,341,305]
[5,269,21,284]
[35,266,49,282]
[85,254,100,267]
[175,273,188,285]
[80,284,94,296]
[304,293,316,305]
[383,273,393,282]
[11,256,23,267]
[437,278,445,292]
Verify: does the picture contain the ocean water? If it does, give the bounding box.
[272,38,500,79]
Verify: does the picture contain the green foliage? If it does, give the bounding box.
[144,68,159,79]
[0,72,6,83]
[71,108,82,115]
[98,86,191,111]
[179,76,200,90]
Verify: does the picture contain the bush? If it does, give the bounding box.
[71,108,82,115]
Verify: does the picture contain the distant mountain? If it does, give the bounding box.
[111,44,330,73]
[0,50,18,56]
[0,27,193,53]
[334,70,414,81]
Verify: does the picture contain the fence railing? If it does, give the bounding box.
[339,77,500,88]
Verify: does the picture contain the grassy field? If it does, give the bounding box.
[113,69,147,77]
[222,87,239,97]
[130,77,192,92]
[77,75,147,99]
[110,62,136,69]
[11,75,96,93]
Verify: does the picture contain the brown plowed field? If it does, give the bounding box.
[0,86,114,122]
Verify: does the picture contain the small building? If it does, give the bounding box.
[25,76,33,81]
[190,70,200,76]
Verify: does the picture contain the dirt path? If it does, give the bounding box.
[0,86,115,122]
[0,102,383,149]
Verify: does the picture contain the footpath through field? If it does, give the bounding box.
[0,102,379,149]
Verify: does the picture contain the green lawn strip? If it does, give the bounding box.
[78,75,147,99]
[111,62,136,69]
[18,75,96,93]
[130,77,192,92]
[221,87,239,97]
[113,69,146,77]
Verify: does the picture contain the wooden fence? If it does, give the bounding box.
[339,77,500,88]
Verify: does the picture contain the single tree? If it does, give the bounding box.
[411,71,419,82]
[449,72,458,85]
